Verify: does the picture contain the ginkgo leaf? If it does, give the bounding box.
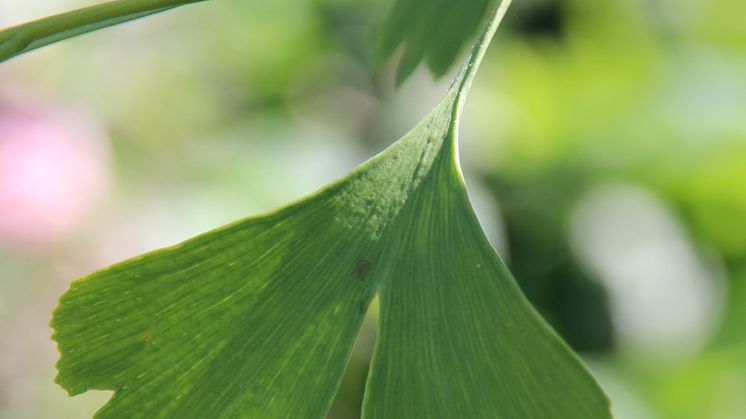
[0,0,206,63]
[362,125,610,418]
[377,0,493,84]
[52,0,611,417]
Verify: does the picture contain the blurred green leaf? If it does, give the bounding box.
[0,0,206,63]
[52,1,609,417]
[377,0,494,84]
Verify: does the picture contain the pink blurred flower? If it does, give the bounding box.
[0,96,111,247]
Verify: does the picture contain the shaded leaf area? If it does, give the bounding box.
[0,0,206,63]
[377,0,493,84]
[52,2,610,417]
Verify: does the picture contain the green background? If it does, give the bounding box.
[1,0,745,418]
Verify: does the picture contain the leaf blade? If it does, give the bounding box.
[52,1,611,417]
[53,198,376,417]
[363,145,611,418]
[0,0,207,63]
[51,92,460,418]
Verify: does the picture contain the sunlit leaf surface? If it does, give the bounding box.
[0,0,205,63]
[52,1,610,417]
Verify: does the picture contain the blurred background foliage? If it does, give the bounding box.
[1,0,746,418]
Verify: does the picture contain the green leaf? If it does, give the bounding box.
[52,1,611,417]
[377,0,494,84]
[0,0,206,63]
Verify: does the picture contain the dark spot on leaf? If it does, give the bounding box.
[352,258,371,281]
[140,332,152,344]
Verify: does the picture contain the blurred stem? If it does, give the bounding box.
[451,0,512,118]
[0,0,207,63]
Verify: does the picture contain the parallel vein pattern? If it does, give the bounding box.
[52,1,611,417]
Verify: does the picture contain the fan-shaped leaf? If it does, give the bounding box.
[52,1,611,417]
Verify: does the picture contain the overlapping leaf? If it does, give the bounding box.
[377,0,494,84]
[52,1,611,417]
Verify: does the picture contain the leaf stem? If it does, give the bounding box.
[450,0,512,117]
[442,0,511,171]
[0,0,207,63]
